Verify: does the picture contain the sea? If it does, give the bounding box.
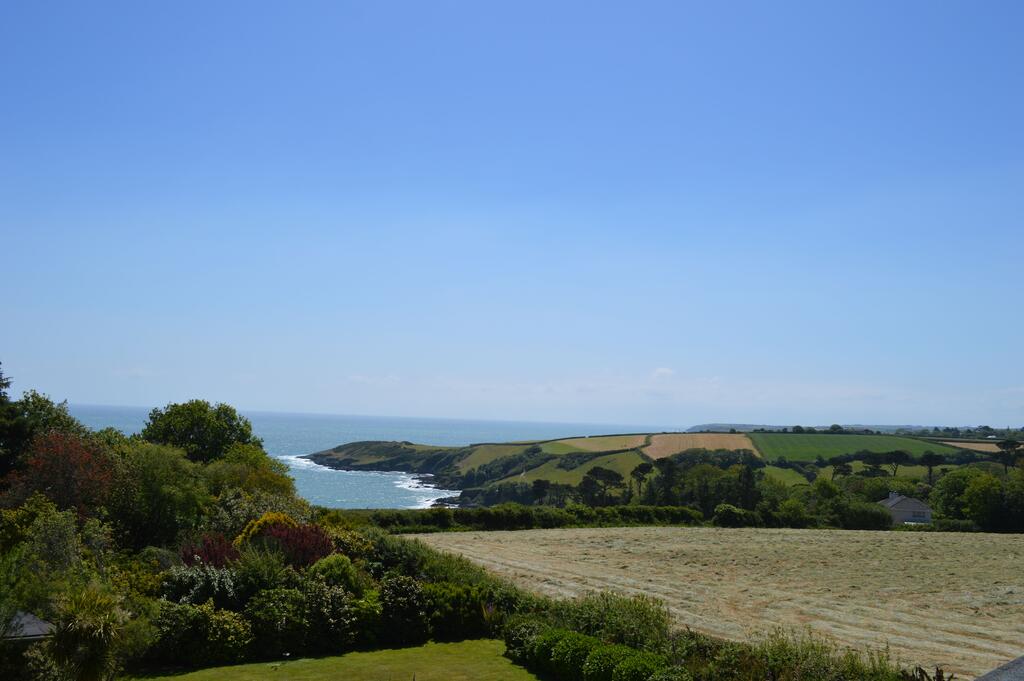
[70,404,674,509]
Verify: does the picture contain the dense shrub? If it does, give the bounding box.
[582,644,635,681]
[244,587,307,658]
[712,503,756,527]
[258,523,333,567]
[551,630,602,681]
[308,553,364,596]
[366,503,703,533]
[180,532,239,567]
[838,502,893,530]
[611,651,668,681]
[149,600,252,667]
[647,667,694,681]
[529,627,571,674]
[365,529,432,578]
[552,592,672,652]
[328,527,374,559]
[301,578,358,654]
[379,574,429,645]
[423,581,489,641]
[233,511,297,547]
[161,564,239,609]
[503,615,549,665]
[203,488,312,539]
[232,546,299,604]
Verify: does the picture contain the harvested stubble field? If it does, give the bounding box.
[643,433,758,459]
[417,527,1024,678]
[941,440,1001,453]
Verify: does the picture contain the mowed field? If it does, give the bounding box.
[417,527,1024,678]
[643,433,757,459]
[941,440,1001,453]
[748,433,960,461]
[541,434,647,454]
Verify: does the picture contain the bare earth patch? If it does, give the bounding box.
[942,440,1001,453]
[643,433,758,459]
[416,527,1024,678]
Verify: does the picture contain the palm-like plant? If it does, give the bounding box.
[50,584,127,681]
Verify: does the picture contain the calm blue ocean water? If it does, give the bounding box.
[70,404,672,509]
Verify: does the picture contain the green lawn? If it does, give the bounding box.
[130,640,537,681]
[748,433,960,462]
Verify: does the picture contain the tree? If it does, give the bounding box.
[651,458,680,505]
[4,433,115,517]
[885,450,913,477]
[18,390,89,439]
[861,451,887,476]
[630,462,653,499]
[531,479,551,504]
[142,400,262,463]
[828,424,844,433]
[930,467,986,520]
[919,451,946,485]
[962,473,1004,531]
[830,462,853,481]
[0,362,31,478]
[581,466,624,506]
[996,440,1021,474]
[108,442,210,549]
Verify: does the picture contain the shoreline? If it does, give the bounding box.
[285,454,461,509]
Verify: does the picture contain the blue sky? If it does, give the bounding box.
[2,1,1022,427]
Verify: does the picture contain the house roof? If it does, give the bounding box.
[4,611,54,640]
[878,493,930,512]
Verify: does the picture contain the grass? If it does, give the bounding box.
[456,444,529,472]
[418,527,1024,678]
[550,434,648,451]
[763,465,808,485]
[748,433,960,462]
[539,440,587,454]
[501,450,647,484]
[130,640,538,681]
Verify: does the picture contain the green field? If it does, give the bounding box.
[540,439,587,454]
[748,433,960,462]
[457,443,530,472]
[501,449,647,485]
[130,640,537,681]
[764,465,809,485]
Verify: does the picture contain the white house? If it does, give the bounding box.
[878,492,932,524]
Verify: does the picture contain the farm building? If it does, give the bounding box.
[878,492,932,524]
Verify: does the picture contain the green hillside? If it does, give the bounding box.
[499,449,647,485]
[748,433,961,462]
[305,431,987,501]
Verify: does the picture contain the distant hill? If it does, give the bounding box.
[304,429,1000,507]
[687,423,935,434]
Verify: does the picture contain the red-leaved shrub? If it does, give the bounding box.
[180,532,240,567]
[259,523,333,567]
